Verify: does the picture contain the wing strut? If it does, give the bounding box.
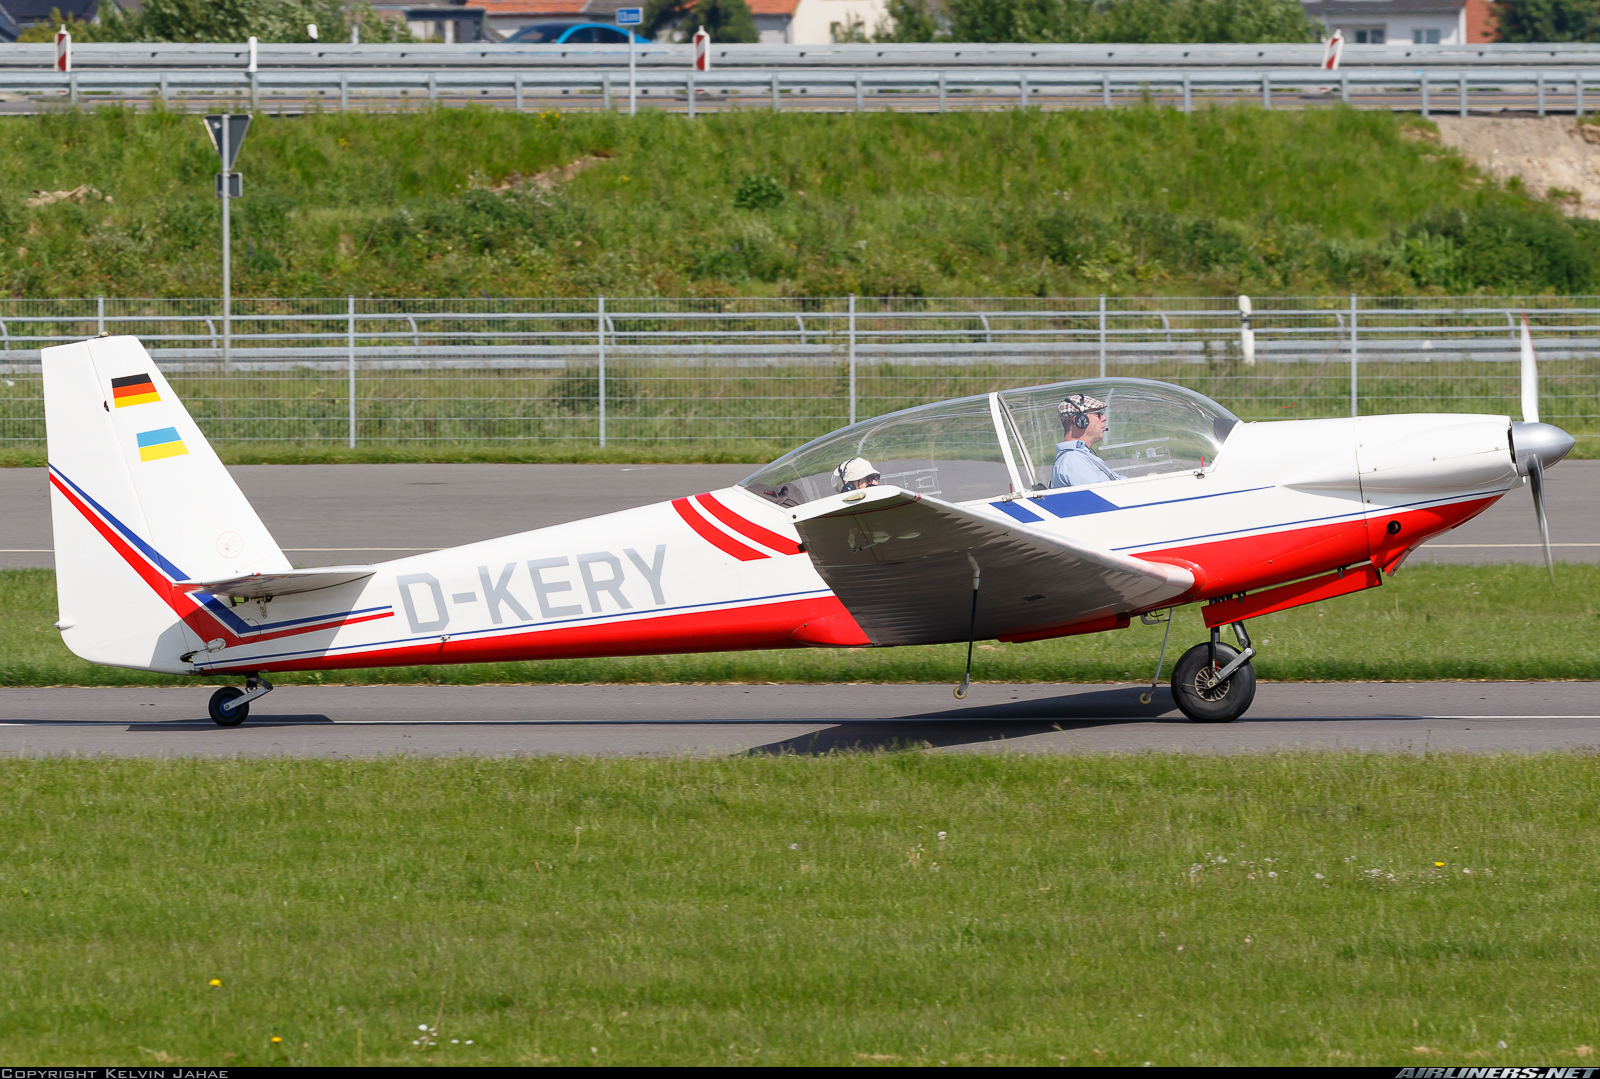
[954,554,981,700]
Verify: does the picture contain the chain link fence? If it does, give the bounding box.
[1,295,1595,451]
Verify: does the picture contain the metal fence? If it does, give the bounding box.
[2,295,1596,450]
[7,41,1600,70]
[8,65,1600,117]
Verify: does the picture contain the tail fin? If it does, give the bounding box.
[44,336,291,672]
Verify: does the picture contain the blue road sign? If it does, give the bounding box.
[616,7,642,25]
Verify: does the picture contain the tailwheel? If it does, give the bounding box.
[209,686,248,727]
[1171,642,1257,723]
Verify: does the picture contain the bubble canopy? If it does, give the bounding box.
[741,379,1240,509]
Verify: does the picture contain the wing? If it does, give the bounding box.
[790,487,1194,647]
[175,565,376,600]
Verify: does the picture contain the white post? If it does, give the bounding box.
[938,71,946,113]
[96,295,105,336]
[247,36,258,113]
[598,295,607,448]
[516,73,524,114]
[1239,294,1255,366]
[688,67,695,119]
[628,30,637,116]
[1098,294,1106,378]
[1420,70,1429,117]
[603,71,612,111]
[848,294,857,426]
[771,72,780,111]
[221,116,231,370]
[348,295,356,447]
[1349,293,1358,419]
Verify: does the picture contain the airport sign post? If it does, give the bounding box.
[203,114,251,369]
[617,8,642,115]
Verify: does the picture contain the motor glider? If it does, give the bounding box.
[42,334,1573,725]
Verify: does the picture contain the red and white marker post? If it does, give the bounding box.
[55,26,72,73]
[693,26,710,71]
[1322,29,1344,71]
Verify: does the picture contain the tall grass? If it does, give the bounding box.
[1,106,1593,298]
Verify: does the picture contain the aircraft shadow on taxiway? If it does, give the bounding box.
[751,686,1181,754]
[748,687,1427,755]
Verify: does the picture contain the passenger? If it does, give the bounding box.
[1051,393,1123,488]
[833,457,882,492]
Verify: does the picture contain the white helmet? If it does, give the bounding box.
[833,457,880,492]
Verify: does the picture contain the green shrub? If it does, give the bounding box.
[733,174,786,210]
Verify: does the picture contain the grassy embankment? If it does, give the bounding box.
[3,751,1599,1065]
[4,106,1597,464]
[4,105,1598,298]
[3,562,1596,686]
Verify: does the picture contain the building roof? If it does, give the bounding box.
[1302,0,1464,12]
[6,0,97,20]
[746,0,799,14]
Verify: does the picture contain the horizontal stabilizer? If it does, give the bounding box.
[177,566,376,600]
[791,487,1193,647]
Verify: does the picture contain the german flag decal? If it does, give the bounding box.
[136,427,187,462]
[111,374,160,408]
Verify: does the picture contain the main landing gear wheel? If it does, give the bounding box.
[209,686,248,727]
[1171,642,1257,723]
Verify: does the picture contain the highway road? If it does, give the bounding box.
[2,461,1595,570]
[0,682,1595,756]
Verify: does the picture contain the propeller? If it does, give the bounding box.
[1512,312,1575,589]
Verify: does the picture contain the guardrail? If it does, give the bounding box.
[7,41,1600,69]
[5,65,1597,116]
[1,297,1596,449]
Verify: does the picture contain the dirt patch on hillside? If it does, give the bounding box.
[1431,116,1600,219]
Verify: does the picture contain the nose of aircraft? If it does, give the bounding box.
[1512,421,1576,475]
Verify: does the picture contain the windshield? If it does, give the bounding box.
[507,23,574,42]
[999,379,1238,489]
[742,378,1240,508]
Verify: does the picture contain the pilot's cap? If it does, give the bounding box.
[1059,392,1109,417]
[833,457,880,492]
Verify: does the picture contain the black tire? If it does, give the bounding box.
[209,686,248,727]
[1170,642,1257,723]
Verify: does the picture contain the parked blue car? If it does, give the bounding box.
[503,23,649,44]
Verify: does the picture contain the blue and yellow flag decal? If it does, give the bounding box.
[136,427,187,462]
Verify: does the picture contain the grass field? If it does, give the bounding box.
[3,106,1597,298]
[4,752,1599,1065]
[4,563,1597,687]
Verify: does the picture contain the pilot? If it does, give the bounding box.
[833,457,881,492]
[1051,393,1123,488]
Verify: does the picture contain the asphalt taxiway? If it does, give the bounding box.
[2,461,1596,570]
[1,682,1594,757]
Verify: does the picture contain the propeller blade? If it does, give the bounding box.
[1520,311,1541,424]
[1528,452,1555,589]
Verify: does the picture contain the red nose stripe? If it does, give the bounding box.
[671,497,768,561]
[693,493,803,555]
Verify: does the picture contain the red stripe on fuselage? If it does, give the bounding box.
[1141,494,1499,600]
[671,497,768,561]
[207,593,860,674]
[693,493,802,555]
[50,472,394,650]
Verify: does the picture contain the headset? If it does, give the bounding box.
[1063,394,1101,430]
